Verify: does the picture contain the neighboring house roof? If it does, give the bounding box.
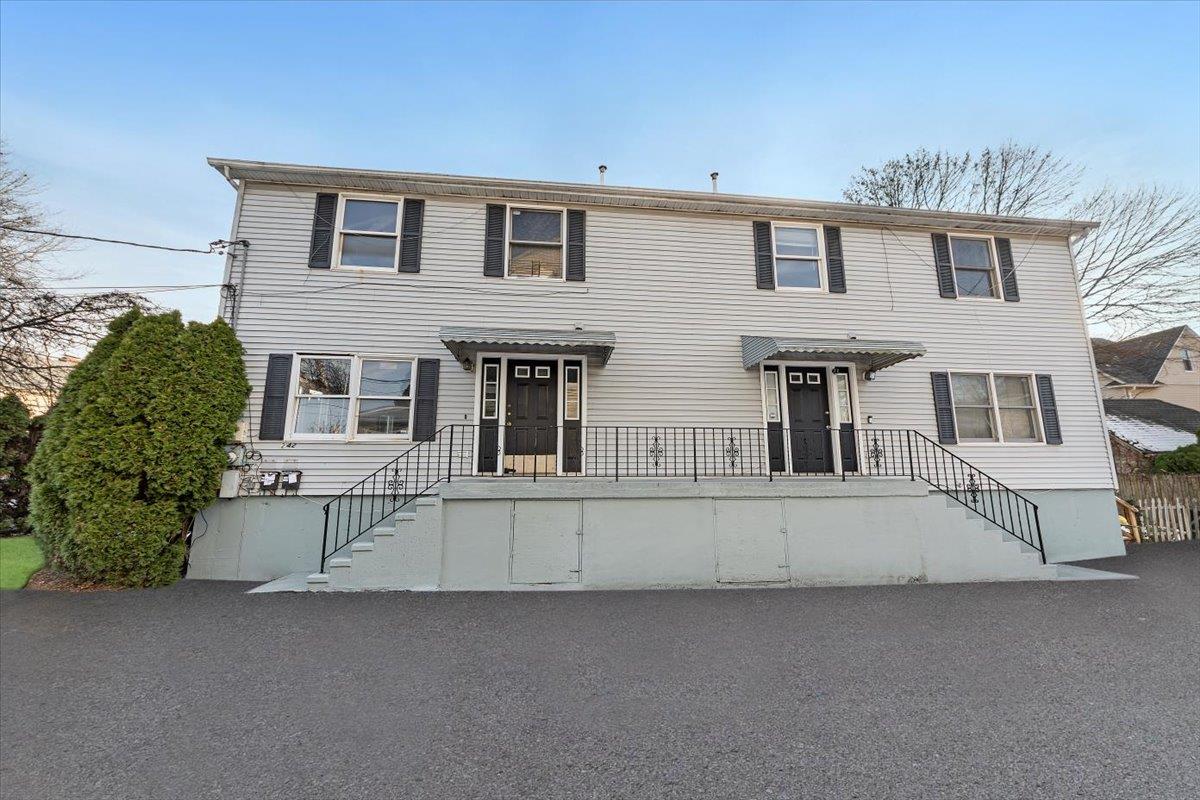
[1103,399,1200,454]
[1092,325,1194,386]
[207,158,1098,238]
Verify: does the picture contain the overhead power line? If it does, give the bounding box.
[0,225,243,255]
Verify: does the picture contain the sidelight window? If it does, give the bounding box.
[564,366,581,420]
[482,363,500,419]
[763,370,782,423]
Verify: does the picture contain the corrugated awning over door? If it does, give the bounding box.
[740,335,927,373]
[439,326,617,369]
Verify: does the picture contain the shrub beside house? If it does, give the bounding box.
[29,310,249,587]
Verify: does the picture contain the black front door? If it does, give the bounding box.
[505,360,557,462]
[785,367,833,473]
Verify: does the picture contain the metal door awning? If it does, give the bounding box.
[741,335,926,373]
[439,326,616,369]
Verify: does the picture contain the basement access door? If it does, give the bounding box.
[714,499,791,583]
[509,500,582,584]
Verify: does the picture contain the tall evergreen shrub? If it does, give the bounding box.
[29,311,248,586]
[0,394,34,535]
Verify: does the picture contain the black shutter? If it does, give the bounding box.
[308,193,338,269]
[753,221,774,289]
[398,199,425,273]
[930,371,958,444]
[566,209,586,281]
[825,226,846,293]
[995,237,1020,302]
[1036,374,1063,444]
[412,358,441,441]
[259,354,293,441]
[484,204,506,277]
[931,233,956,298]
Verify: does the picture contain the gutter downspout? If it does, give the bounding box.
[220,166,247,330]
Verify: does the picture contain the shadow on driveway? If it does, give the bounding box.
[2,543,1197,799]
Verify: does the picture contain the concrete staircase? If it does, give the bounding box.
[922,495,1059,582]
[305,495,440,591]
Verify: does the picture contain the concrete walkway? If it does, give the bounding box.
[1,544,1196,800]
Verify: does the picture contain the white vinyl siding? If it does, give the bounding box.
[229,182,1114,494]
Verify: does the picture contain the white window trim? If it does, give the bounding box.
[770,221,826,293]
[332,194,404,273]
[948,371,1045,446]
[946,233,1002,301]
[287,353,417,442]
[1182,348,1194,372]
[505,203,567,282]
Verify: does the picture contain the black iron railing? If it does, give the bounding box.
[319,425,1044,570]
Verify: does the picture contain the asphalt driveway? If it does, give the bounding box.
[1,543,1197,800]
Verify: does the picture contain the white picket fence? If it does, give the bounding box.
[1117,474,1200,542]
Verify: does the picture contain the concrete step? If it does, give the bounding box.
[351,541,374,553]
[328,557,352,569]
[306,572,329,585]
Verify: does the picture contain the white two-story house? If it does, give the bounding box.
[190,158,1124,590]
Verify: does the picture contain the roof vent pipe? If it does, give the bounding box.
[598,164,607,185]
[710,172,719,193]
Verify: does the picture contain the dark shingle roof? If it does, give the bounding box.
[1092,325,1191,385]
[1104,399,1200,436]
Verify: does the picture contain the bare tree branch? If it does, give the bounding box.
[0,147,146,405]
[1071,185,1200,335]
[842,142,1197,332]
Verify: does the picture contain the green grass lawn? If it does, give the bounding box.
[0,536,44,590]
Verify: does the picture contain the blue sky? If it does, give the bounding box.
[2,0,1198,323]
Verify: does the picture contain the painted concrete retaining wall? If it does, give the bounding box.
[188,481,1124,585]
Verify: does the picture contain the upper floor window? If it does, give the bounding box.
[292,354,414,438]
[950,372,1042,443]
[336,198,401,270]
[1182,348,1194,372]
[949,236,999,298]
[508,207,563,278]
[773,224,824,290]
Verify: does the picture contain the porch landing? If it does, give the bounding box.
[437,475,924,500]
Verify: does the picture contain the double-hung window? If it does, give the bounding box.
[508,207,564,278]
[292,355,414,439]
[949,236,999,298]
[773,224,824,290]
[950,372,1042,443]
[336,197,402,270]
